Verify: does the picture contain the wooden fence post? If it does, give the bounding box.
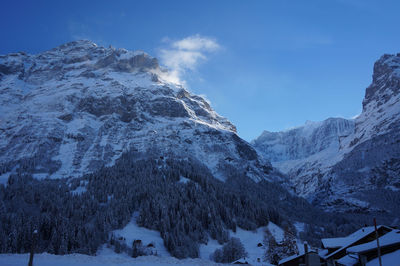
[373,218,382,266]
[28,230,38,266]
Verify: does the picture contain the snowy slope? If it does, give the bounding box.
[199,222,300,265]
[112,213,169,257]
[199,226,268,264]
[114,213,285,265]
[253,53,400,213]
[114,216,294,265]
[0,40,278,183]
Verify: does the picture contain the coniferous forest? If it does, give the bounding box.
[1,149,394,259]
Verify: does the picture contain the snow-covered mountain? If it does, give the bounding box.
[1,41,329,262]
[253,118,355,163]
[253,53,400,213]
[0,40,380,263]
[0,40,276,183]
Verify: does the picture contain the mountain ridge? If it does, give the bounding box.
[253,53,400,213]
[0,40,277,184]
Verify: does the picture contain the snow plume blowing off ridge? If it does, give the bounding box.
[159,34,220,85]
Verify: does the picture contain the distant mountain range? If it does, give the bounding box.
[253,53,400,215]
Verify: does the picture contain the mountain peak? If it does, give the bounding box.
[363,53,400,110]
[0,40,163,86]
[55,39,98,50]
[0,41,272,183]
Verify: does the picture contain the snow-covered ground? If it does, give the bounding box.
[267,222,284,243]
[113,214,293,265]
[200,226,267,265]
[199,222,290,266]
[112,213,169,257]
[0,249,224,266]
[0,221,302,266]
[116,214,286,265]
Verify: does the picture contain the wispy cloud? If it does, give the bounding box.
[158,35,220,84]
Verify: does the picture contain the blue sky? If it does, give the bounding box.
[1,0,400,141]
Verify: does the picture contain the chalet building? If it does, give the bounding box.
[277,225,400,266]
[279,244,327,266]
[321,225,394,265]
[337,229,400,266]
[233,258,249,264]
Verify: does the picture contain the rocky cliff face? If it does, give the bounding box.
[0,40,275,183]
[252,118,355,163]
[253,53,400,214]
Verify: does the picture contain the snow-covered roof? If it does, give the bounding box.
[347,230,400,254]
[318,249,329,257]
[233,258,249,264]
[336,254,358,266]
[278,250,318,265]
[324,225,392,259]
[322,237,350,248]
[278,253,301,264]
